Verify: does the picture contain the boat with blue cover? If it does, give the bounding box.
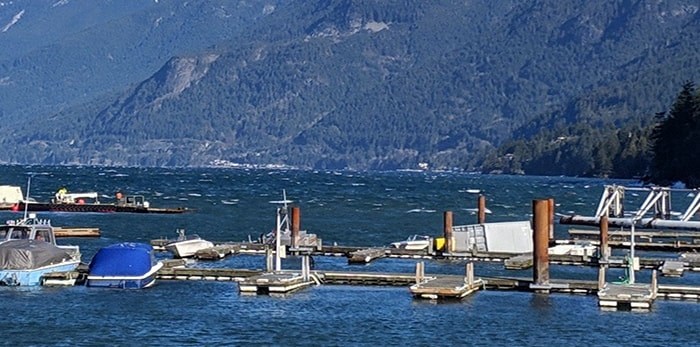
[0,216,81,286]
[87,242,163,289]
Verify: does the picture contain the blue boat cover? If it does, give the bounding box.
[89,242,155,277]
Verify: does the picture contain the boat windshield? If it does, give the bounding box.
[34,228,53,243]
[3,226,31,240]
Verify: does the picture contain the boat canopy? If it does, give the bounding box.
[0,240,72,270]
[89,243,156,277]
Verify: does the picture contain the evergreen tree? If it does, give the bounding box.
[648,82,700,187]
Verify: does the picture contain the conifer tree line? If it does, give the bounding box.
[647,82,700,188]
[486,81,700,188]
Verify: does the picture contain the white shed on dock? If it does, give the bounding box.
[451,221,532,254]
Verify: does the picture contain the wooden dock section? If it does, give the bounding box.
[41,271,86,286]
[598,283,657,310]
[54,227,100,238]
[157,267,261,281]
[504,253,533,269]
[409,262,482,300]
[238,272,318,295]
[568,228,700,251]
[348,248,386,264]
[661,261,685,277]
[410,276,483,300]
[195,244,241,260]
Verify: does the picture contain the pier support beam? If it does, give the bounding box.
[477,195,486,224]
[443,211,453,254]
[547,198,555,242]
[291,206,301,249]
[599,215,609,261]
[532,199,550,292]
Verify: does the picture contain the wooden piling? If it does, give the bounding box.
[532,199,550,290]
[443,211,453,254]
[598,266,606,290]
[465,262,474,286]
[477,195,486,224]
[547,198,554,241]
[291,206,301,248]
[599,215,609,261]
[415,261,425,284]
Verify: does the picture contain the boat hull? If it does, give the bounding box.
[165,240,215,258]
[0,260,80,286]
[12,202,187,214]
[87,261,163,289]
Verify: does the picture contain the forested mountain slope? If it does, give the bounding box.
[1,0,698,172]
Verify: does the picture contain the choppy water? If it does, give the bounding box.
[1,165,700,346]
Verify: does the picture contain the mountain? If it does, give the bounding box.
[1,0,699,171]
[0,0,283,126]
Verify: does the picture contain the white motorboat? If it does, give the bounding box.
[164,229,214,258]
[0,216,81,286]
[390,235,431,250]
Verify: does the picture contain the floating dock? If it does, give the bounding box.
[238,272,318,295]
[598,283,657,310]
[410,262,482,300]
[348,248,386,264]
[54,227,101,238]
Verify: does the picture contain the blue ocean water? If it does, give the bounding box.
[1,165,700,346]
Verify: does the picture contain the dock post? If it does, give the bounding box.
[651,270,658,298]
[291,206,301,249]
[265,246,273,272]
[532,199,550,292]
[477,195,486,224]
[443,211,453,255]
[275,208,282,272]
[597,265,606,290]
[465,262,474,286]
[301,255,310,281]
[599,215,609,261]
[547,198,554,242]
[415,262,425,284]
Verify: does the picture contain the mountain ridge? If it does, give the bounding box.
[1,0,699,173]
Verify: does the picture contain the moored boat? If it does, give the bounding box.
[11,189,188,214]
[87,242,163,289]
[164,229,214,258]
[390,235,431,250]
[0,217,81,286]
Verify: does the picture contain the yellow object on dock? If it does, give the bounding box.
[433,237,445,251]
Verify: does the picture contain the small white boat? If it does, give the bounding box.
[390,235,431,250]
[164,229,214,258]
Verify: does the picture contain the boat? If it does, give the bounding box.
[390,235,431,250]
[0,185,23,209]
[10,188,188,214]
[0,217,81,286]
[164,229,214,258]
[87,242,163,289]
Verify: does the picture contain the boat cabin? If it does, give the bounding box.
[53,192,99,204]
[117,195,150,208]
[0,220,55,245]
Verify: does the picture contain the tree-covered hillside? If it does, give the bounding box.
[1,0,699,172]
[0,0,284,126]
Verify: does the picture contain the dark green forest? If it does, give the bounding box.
[0,0,699,174]
[485,81,700,187]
